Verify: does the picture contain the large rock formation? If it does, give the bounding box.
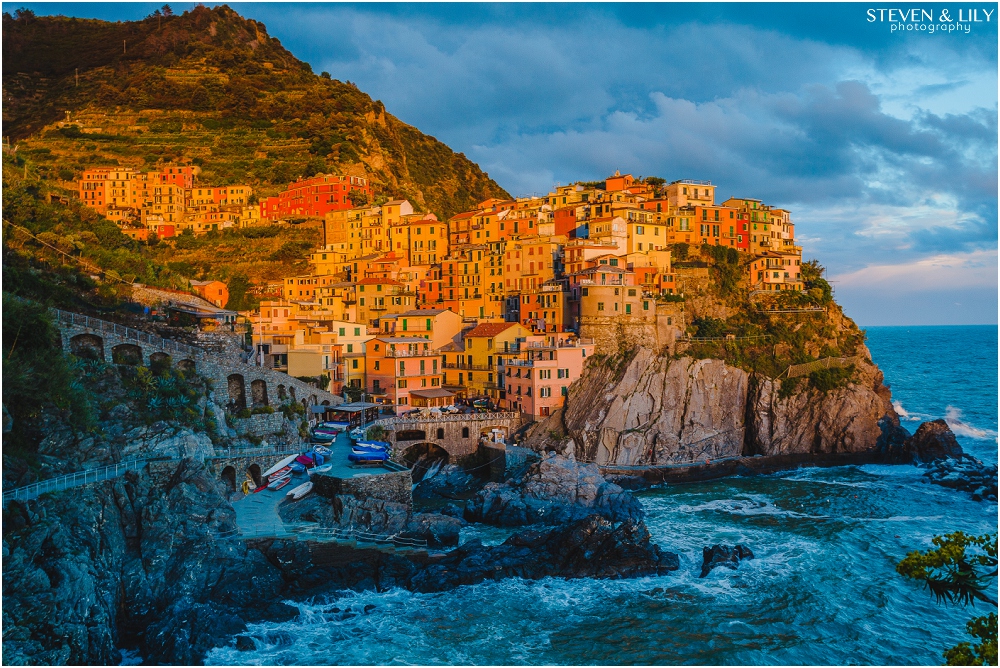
[527,348,899,465]
[905,419,964,462]
[262,515,679,596]
[1,460,293,666]
[464,453,645,526]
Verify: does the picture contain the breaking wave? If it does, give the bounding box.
[945,406,997,441]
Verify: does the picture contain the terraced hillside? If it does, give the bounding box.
[3,4,509,219]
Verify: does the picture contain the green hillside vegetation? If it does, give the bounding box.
[3,5,509,219]
[2,152,316,312]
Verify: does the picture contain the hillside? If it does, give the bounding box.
[2,5,509,219]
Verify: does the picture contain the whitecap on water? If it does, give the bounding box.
[945,405,998,441]
[893,400,923,421]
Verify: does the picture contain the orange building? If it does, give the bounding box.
[364,336,443,410]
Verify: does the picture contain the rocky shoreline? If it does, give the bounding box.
[3,420,992,665]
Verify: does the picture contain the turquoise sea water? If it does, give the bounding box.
[207,325,998,666]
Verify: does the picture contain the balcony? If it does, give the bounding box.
[444,362,493,371]
[383,348,437,358]
[369,304,387,311]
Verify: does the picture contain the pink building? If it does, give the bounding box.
[502,334,595,417]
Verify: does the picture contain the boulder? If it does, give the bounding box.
[700,544,755,577]
[413,464,484,500]
[906,420,964,462]
[464,453,645,526]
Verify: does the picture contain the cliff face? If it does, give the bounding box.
[528,347,898,465]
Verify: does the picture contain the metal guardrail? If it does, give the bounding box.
[374,411,519,427]
[208,447,305,461]
[2,458,147,505]
[52,308,201,356]
[784,356,862,379]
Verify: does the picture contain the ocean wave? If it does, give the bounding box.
[893,400,923,421]
[945,406,998,441]
[675,496,832,521]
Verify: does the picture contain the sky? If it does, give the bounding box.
[12,2,1000,326]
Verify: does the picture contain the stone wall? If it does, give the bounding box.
[231,413,286,438]
[311,468,412,506]
[580,303,685,356]
[55,311,342,413]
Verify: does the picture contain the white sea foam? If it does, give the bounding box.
[893,400,923,421]
[945,406,997,441]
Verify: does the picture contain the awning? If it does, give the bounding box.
[409,388,456,399]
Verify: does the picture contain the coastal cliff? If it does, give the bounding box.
[526,347,897,465]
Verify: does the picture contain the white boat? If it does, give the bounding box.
[286,481,314,500]
[308,463,333,476]
[262,455,298,479]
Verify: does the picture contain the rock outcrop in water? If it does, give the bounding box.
[464,453,645,526]
[905,419,964,462]
[526,348,900,466]
[261,515,678,596]
[700,544,755,577]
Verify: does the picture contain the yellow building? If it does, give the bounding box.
[444,321,532,401]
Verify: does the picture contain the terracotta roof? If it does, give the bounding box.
[465,322,518,338]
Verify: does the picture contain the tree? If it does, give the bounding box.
[801,259,832,304]
[347,190,369,207]
[161,4,173,16]
[897,532,998,666]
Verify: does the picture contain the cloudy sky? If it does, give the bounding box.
[19,2,1000,325]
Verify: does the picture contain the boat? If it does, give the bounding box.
[308,463,333,476]
[355,440,391,450]
[311,429,337,442]
[290,462,306,473]
[349,426,367,440]
[286,481,314,500]
[270,476,293,491]
[295,455,315,468]
[348,450,388,463]
[267,474,291,490]
[312,445,332,456]
[262,455,297,478]
[253,484,268,494]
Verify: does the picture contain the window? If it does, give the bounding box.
[347,344,353,353]
[625,303,631,314]
[352,359,359,369]
[462,427,470,438]
[598,302,605,311]
[354,327,361,336]
[437,428,445,439]
[374,361,380,371]
[339,327,346,336]
[628,289,636,297]
[636,225,644,235]
[398,379,407,388]
[643,301,649,310]
[360,297,365,306]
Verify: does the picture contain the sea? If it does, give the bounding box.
[206,325,998,666]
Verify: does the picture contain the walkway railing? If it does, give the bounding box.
[375,411,519,428]
[2,458,147,505]
[784,355,862,379]
[52,308,200,356]
[208,446,305,461]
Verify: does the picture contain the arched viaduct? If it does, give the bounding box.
[376,412,523,469]
[53,309,342,413]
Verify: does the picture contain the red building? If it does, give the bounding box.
[161,166,197,189]
[260,174,372,221]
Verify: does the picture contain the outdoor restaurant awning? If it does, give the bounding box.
[409,388,456,399]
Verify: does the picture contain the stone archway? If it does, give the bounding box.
[247,464,262,488]
[112,343,143,366]
[289,386,297,402]
[250,379,268,407]
[277,384,287,401]
[149,352,172,374]
[402,442,450,483]
[227,374,247,411]
[221,465,237,492]
[69,333,104,361]
[177,358,196,373]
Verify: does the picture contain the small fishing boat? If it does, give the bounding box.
[348,450,388,463]
[308,463,333,476]
[312,445,332,456]
[349,427,367,440]
[295,455,315,468]
[354,440,391,451]
[267,474,291,490]
[311,429,337,442]
[286,481,314,500]
[262,455,297,478]
[290,462,306,473]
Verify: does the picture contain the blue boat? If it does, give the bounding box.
[348,449,388,463]
[354,440,391,451]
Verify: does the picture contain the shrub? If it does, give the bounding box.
[235,408,252,419]
[251,405,275,415]
[808,365,855,393]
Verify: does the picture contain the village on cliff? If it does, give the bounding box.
[76,165,805,418]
